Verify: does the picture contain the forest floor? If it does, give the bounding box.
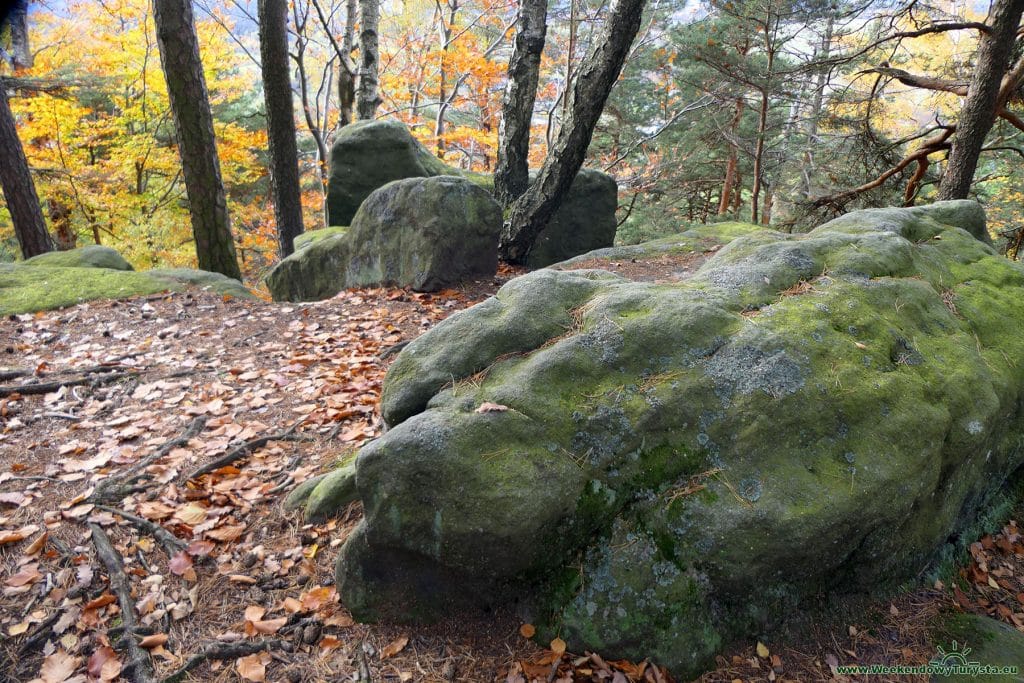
[1,253,1023,683]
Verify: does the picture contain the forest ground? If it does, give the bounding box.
[0,254,1022,683]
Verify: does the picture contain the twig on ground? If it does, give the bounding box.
[90,416,207,504]
[160,639,285,683]
[187,419,307,480]
[0,369,138,397]
[90,524,155,683]
[93,504,187,557]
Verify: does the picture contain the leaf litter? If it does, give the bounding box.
[0,270,1022,682]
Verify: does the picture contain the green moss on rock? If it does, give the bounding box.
[0,263,254,315]
[23,245,134,271]
[295,226,349,250]
[305,200,1024,678]
[267,176,501,301]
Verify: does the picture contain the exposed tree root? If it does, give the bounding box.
[186,419,307,480]
[160,638,286,683]
[90,416,207,504]
[93,504,188,557]
[90,523,156,683]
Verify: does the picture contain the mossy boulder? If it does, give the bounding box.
[526,169,618,268]
[295,226,348,250]
[326,119,453,227]
[266,176,501,300]
[301,200,1024,676]
[324,118,618,265]
[23,245,134,271]
[0,262,255,315]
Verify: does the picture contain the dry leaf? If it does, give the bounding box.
[550,637,567,655]
[253,617,287,634]
[139,633,168,648]
[381,635,409,659]
[756,642,770,658]
[236,653,266,682]
[39,650,79,683]
[475,402,509,414]
[168,551,193,576]
[519,623,536,638]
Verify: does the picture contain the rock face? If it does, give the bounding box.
[23,245,134,271]
[525,169,618,268]
[323,118,618,267]
[267,176,501,300]
[303,200,1024,675]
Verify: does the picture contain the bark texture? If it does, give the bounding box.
[7,0,31,70]
[258,0,304,257]
[500,0,646,263]
[356,0,381,119]
[152,0,241,279]
[0,82,53,258]
[938,0,1024,200]
[494,0,548,206]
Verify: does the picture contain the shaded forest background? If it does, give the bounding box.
[3,0,1024,282]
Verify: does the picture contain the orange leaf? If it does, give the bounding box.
[381,635,409,659]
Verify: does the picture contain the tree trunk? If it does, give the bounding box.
[799,13,832,200]
[717,97,744,215]
[938,0,1024,200]
[152,0,241,279]
[499,0,647,264]
[8,0,31,70]
[356,0,381,119]
[258,0,304,258]
[0,83,53,258]
[339,0,357,125]
[494,0,548,206]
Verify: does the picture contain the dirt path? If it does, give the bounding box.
[0,258,1021,683]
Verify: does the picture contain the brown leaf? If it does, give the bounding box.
[253,617,287,634]
[0,524,39,546]
[519,623,536,638]
[236,653,266,682]
[206,524,246,542]
[381,635,409,659]
[168,551,193,576]
[6,564,42,587]
[0,491,26,507]
[139,633,168,649]
[550,637,566,655]
[39,649,79,683]
[87,646,121,681]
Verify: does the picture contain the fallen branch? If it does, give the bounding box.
[0,369,138,397]
[160,639,285,683]
[90,524,155,683]
[93,504,187,557]
[187,420,307,480]
[90,416,207,504]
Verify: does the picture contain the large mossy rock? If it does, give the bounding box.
[323,118,618,266]
[326,119,453,227]
[526,169,618,268]
[0,261,255,315]
[23,245,134,271]
[305,200,1024,676]
[267,176,501,300]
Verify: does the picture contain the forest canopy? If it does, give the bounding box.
[3,0,1024,280]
